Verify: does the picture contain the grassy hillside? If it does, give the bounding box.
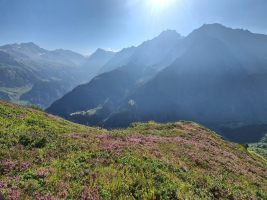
[0,101,267,199]
[249,133,267,160]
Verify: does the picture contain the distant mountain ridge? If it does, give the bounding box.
[0,43,117,108]
[47,24,267,144]
[47,29,183,120]
[81,48,116,79]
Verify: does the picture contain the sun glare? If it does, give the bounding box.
[146,0,175,13]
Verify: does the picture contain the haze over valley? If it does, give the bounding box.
[1,0,267,199]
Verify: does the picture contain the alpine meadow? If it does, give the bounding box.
[0,0,267,199]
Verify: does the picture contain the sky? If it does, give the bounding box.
[0,0,267,55]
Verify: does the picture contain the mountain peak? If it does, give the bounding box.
[200,23,226,29]
[138,29,182,48]
[91,48,115,57]
[157,29,182,39]
[85,48,116,67]
[196,23,253,35]
[192,23,231,35]
[19,42,42,49]
[95,48,111,53]
[0,42,47,57]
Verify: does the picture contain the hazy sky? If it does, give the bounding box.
[0,0,267,55]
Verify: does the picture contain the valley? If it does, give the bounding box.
[1,0,267,199]
[44,24,267,149]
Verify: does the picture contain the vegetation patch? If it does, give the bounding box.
[0,101,266,199]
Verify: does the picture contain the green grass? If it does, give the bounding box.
[249,133,267,160]
[249,143,267,160]
[0,101,267,199]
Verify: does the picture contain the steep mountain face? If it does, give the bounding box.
[47,67,138,120]
[0,51,37,87]
[0,43,115,108]
[128,30,184,71]
[47,30,183,120]
[81,48,116,80]
[97,46,136,74]
[47,24,267,143]
[20,80,74,108]
[106,26,267,127]
[1,101,267,199]
[98,30,183,74]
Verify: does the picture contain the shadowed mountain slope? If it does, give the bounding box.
[47,24,267,144]
[47,30,183,120]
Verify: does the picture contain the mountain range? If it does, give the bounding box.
[1,23,267,199]
[47,23,267,144]
[0,42,116,108]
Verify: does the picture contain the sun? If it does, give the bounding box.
[146,0,175,12]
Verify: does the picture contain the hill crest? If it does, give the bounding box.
[0,101,266,199]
